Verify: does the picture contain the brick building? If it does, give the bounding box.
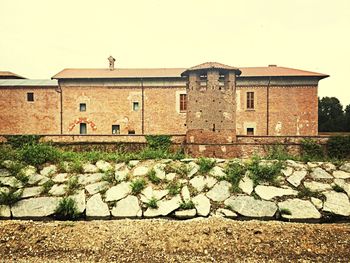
[0,61,328,139]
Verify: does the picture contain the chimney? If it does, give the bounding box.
[108,56,116,71]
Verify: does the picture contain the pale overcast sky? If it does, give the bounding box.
[1,0,349,106]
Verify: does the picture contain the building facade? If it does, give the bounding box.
[0,61,328,138]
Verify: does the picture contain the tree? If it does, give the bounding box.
[318,97,346,132]
[345,104,350,132]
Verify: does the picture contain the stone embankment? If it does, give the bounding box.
[1,158,350,221]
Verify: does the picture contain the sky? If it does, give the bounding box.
[1,0,350,107]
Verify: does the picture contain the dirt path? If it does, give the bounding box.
[0,218,349,262]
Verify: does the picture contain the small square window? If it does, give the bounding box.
[112,125,120,134]
[247,128,254,135]
[128,130,135,135]
[27,92,34,102]
[80,123,87,134]
[133,102,140,111]
[80,103,86,112]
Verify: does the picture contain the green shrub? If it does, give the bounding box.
[0,145,20,164]
[131,178,146,194]
[247,158,283,186]
[225,161,246,192]
[0,189,22,205]
[145,135,172,150]
[300,139,324,160]
[5,135,42,148]
[167,181,181,196]
[146,197,158,208]
[55,197,79,220]
[266,144,295,160]
[197,158,216,174]
[147,169,161,184]
[179,200,195,210]
[327,136,350,159]
[21,143,60,166]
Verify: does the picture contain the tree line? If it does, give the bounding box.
[318,97,350,132]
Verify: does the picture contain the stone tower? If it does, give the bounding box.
[181,62,241,157]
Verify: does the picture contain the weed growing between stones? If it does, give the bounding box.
[164,163,189,178]
[66,176,79,195]
[41,180,55,194]
[280,208,292,215]
[297,187,326,200]
[102,170,116,184]
[146,197,158,208]
[55,197,79,220]
[198,158,216,175]
[0,189,22,205]
[332,184,345,193]
[247,158,283,186]
[131,179,146,194]
[147,169,161,184]
[224,161,246,192]
[179,200,195,210]
[167,181,181,196]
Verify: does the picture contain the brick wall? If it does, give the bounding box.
[61,85,187,135]
[236,86,318,136]
[0,87,60,134]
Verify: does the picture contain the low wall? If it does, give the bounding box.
[0,134,331,157]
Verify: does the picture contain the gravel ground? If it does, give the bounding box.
[0,218,349,263]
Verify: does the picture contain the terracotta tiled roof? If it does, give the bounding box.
[0,71,26,79]
[52,66,328,79]
[52,68,186,79]
[239,66,328,78]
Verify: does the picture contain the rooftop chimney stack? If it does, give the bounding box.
[108,56,116,71]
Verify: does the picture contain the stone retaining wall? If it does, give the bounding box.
[1,158,349,222]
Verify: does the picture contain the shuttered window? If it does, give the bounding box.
[180,94,187,112]
[247,92,254,110]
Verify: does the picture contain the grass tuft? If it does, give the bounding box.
[146,197,158,208]
[131,178,146,194]
[167,181,181,196]
[197,158,216,175]
[147,169,161,184]
[55,197,79,220]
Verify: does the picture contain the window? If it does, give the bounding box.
[133,102,140,111]
[247,128,254,135]
[112,125,120,134]
[27,92,34,102]
[128,130,135,135]
[80,103,86,112]
[247,92,254,110]
[80,123,87,134]
[180,94,187,112]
